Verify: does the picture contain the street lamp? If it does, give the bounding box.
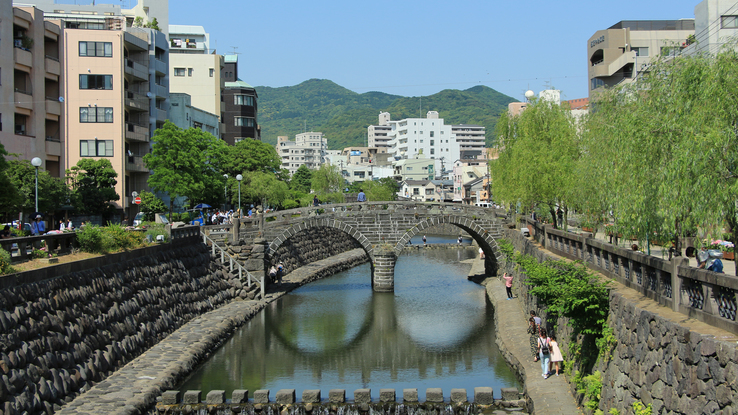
[236,174,243,214]
[31,157,42,213]
[223,174,228,210]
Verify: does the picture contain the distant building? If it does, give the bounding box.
[168,93,220,137]
[398,179,452,202]
[368,111,392,149]
[277,132,327,175]
[393,155,435,182]
[587,20,694,99]
[222,55,259,145]
[691,0,738,55]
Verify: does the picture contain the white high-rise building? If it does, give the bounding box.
[277,132,327,175]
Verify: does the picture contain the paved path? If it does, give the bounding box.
[472,256,582,415]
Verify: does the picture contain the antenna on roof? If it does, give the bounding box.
[230,46,241,55]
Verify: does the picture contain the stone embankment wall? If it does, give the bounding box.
[502,228,738,415]
[0,241,234,415]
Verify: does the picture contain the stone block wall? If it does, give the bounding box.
[267,227,363,275]
[0,243,232,414]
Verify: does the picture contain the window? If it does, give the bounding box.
[174,68,185,77]
[632,47,648,57]
[590,78,605,90]
[430,140,435,146]
[430,131,434,137]
[722,15,738,28]
[234,137,246,143]
[234,95,254,106]
[80,107,113,123]
[188,68,193,77]
[234,117,255,127]
[79,75,112,90]
[80,139,114,157]
[79,41,112,57]
[413,188,420,195]
[209,68,214,77]
[430,148,435,155]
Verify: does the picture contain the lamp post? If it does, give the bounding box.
[223,174,228,210]
[236,174,242,214]
[31,157,42,213]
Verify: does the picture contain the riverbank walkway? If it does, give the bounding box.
[473,258,582,415]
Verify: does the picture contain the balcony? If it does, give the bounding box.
[155,83,167,98]
[14,90,33,110]
[154,58,167,75]
[45,139,61,157]
[125,90,148,111]
[14,47,32,68]
[126,123,149,143]
[124,59,148,80]
[45,56,60,76]
[45,99,61,116]
[125,155,148,173]
[155,108,167,122]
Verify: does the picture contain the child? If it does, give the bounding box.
[549,333,563,376]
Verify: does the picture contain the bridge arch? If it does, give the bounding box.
[268,217,376,263]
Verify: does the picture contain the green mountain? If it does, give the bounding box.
[256,79,517,150]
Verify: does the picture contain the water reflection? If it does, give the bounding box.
[179,247,520,400]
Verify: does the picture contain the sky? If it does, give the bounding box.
[64,0,701,101]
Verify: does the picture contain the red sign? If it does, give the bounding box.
[134,197,142,205]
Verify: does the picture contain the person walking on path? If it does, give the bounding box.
[530,310,541,326]
[549,333,563,376]
[528,317,539,361]
[276,263,284,285]
[269,266,277,284]
[357,189,366,202]
[537,327,552,379]
[422,235,427,246]
[503,272,514,299]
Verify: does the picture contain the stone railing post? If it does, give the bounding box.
[671,256,688,312]
[232,217,240,243]
[372,247,396,293]
[249,238,268,285]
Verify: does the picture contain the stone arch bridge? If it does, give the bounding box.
[216,201,506,292]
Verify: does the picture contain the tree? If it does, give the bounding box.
[67,159,119,216]
[364,178,398,201]
[145,121,227,218]
[139,190,167,221]
[145,17,160,31]
[490,96,579,228]
[243,171,289,210]
[223,139,282,176]
[311,164,344,203]
[582,48,738,251]
[290,165,313,193]
[7,159,68,217]
[0,146,22,217]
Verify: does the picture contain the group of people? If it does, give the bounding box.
[58,219,74,231]
[528,310,563,379]
[268,263,285,285]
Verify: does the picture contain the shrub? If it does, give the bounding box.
[103,224,142,250]
[0,248,15,275]
[76,225,105,253]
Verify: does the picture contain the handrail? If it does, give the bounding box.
[201,230,264,300]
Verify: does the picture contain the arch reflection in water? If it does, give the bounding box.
[179,248,520,401]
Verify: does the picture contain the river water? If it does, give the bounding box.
[179,240,521,402]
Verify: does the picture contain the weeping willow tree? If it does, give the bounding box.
[491,96,580,228]
[582,47,738,252]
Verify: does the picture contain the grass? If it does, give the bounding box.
[12,251,101,273]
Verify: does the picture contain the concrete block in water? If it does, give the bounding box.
[354,388,371,403]
[183,390,201,404]
[302,390,321,403]
[329,389,346,403]
[450,389,467,403]
[426,388,443,402]
[380,389,396,402]
[206,390,225,404]
[276,389,296,404]
[254,389,270,403]
[232,390,249,403]
[474,387,494,405]
[162,390,180,405]
[501,388,519,401]
[403,389,418,402]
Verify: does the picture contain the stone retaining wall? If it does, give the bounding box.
[266,227,363,275]
[502,228,738,415]
[0,242,233,415]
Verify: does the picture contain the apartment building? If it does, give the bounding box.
[690,0,738,54]
[168,93,220,137]
[0,5,63,176]
[587,20,694,99]
[222,55,259,145]
[451,124,485,160]
[168,25,224,137]
[367,111,392,149]
[277,132,327,175]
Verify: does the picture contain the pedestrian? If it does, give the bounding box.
[79,221,86,230]
[269,266,277,284]
[313,195,320,206]
[528,317,539,361]
[59,220,65,231]
[530,310,541,326]
[549,333,563,376]
[457,235,463,244]
[503,272,514,299]
[36,216,45,235]
[66,219,73,230]
[556,207,563,228]
[537,327,552,379]
[422,235,427,246]
[357,189,366,202]
[479,247,484,258]
[276,263,284,285]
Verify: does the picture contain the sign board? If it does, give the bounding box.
[134,197,142,205]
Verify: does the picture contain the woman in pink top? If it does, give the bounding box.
[503,272,514,299]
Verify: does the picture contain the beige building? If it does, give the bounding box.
[587,20,694,99]
[168,25,224,133]
[368,111,392,149]
[1,5,63,176]
[277,132,327,175]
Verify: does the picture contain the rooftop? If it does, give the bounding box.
[608,19,695,31]
[169,24,206,35]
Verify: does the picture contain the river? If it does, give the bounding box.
[179,239,521,402]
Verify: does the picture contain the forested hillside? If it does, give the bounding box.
[256,79,517,149]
